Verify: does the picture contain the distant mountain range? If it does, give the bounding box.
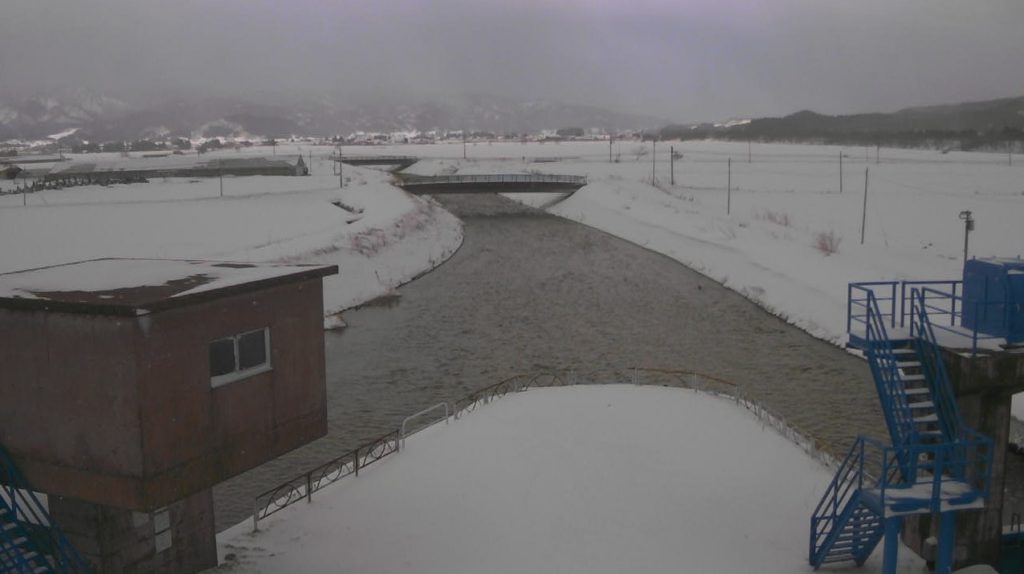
[660,95,1024,149]
[0,91,663,142]
[4,89,1023,149]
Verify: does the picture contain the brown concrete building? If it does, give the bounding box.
[0,258,337,573]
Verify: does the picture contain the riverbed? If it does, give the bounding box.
[212,193,1021,531]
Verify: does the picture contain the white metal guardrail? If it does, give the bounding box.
[398,174,587,186]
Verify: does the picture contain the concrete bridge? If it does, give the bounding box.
[395,174,587,194]
[332,155,419,170]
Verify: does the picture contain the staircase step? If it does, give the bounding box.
[835,532,881,543]
[904,387,931,396]
[0,549,42,564]
[914,414,939,423]
[822,553,856,564]
[902,374,926,382]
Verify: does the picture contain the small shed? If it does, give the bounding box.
[962,257,1024,344]
[0,258,337,572]
[1,164,22,179]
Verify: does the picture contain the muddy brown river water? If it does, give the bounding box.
[212,193,1022,531]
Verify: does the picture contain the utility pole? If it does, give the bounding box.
[727,158,732,215]
[861,167,869,244]
[839,151,843,194]
[652,139,656,183]
[748,140,751,163]
[463,131,467,160]
[219,168,223,198]
[339,145,344,188]
[609,136,613,163]
[670,146,675,186]
[875,143,880,164]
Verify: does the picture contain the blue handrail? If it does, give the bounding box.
[0,444,92,573]
[847,282,898,346]
[909,287,961,442]
[860,290,917,457]
[848,280,1005,355]
[0,495,39,573]
[810,428,993,565]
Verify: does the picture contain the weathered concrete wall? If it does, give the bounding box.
[50,488,217,573]
[133,279,328,509]
[903,347,1024,568]
[0,278,328,511]
[0,309,144,500]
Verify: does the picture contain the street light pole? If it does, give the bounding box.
[959,210,975,267]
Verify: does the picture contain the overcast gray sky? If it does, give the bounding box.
[2,0,1022,121]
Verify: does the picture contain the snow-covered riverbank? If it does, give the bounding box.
[0,147,464,325]
[390,140,1024,420]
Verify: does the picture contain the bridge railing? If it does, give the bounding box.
[330,155,417,163]
[397,174,587,186]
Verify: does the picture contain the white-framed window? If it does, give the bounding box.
[209,328,271,387]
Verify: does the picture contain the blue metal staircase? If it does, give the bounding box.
[0,444,91,573]
[810,285,993,572]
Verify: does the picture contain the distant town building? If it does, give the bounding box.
[44,155,308,185]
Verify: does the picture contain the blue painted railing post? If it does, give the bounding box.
[882,516,902,574]
[934,512,956,574]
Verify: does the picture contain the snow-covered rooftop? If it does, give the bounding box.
[0,258,336,315]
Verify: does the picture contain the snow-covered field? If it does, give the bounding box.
[3,141,1019,571]
[0,146,464,324]
[213,385,928,574]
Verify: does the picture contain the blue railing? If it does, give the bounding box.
[847,282,898,346]
[809,435,896,564]
[810,429,993,565]
[909,288,962,442]
[848,280,1004,355]
[875,431,992,509]
[0,444,91,573]
[857,289,917,453]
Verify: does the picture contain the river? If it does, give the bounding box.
[213,193,1022,531]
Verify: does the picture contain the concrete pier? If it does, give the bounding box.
[903,347,1024,568]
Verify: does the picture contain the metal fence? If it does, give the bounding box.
[251,431,399,531]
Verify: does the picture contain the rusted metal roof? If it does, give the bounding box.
[0,258,337,316]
